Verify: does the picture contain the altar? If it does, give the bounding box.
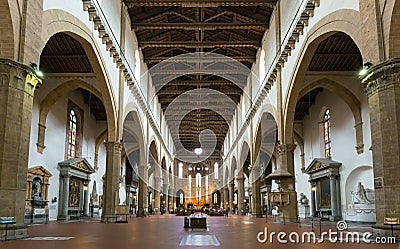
[305,158,342,221]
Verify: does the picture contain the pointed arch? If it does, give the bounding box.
[40,10,117,141]
[298,78,364,153]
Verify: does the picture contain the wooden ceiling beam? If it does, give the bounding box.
[155,80,243,86]
[144,56,255,63]
[125,0,274,8]
[157,89,242,95]
[132,22,267,31]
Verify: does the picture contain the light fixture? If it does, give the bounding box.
[205,167,209,171]
[194,148,203,155]
[83,185,88,191]
[188,166,193,171]
[311,186,316,192]
[359,62,373,76]
[29,62,44,78]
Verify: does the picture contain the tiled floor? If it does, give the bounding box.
[1,215,398,249]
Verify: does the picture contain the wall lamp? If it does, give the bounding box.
[359,62,373,76]
[29,62,44,78]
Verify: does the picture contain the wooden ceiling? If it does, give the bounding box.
[124,0,277,152]
[40,33,93,74]
[307,32,362,71]
[40,33,107,122]
[294,88,323,121]
[296,32,363,121]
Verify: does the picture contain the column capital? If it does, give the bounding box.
[104,141,123,152]
[276,143,297,155]
[329,174,337,180]
[0,58,42,96]
[361,58,400,96]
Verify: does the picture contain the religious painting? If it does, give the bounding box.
[319,178,331,208]
[68,178,81,207]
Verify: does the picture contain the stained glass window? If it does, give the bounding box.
[323,109,332,158]
[68,109,77,158]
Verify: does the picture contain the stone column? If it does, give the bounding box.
[229,182,234,213]
[154,176,161,214]
[168,188,174,212]
[237,177,245,215]
[83,182,89,216]
[276,144,298,223]
[251,180,262,217]
[220,189,224,208]
[310,182,316,217]
[163,183,168,213]
[101,141,122,223]
[251,167,262,217]
[223,187,229,209]
[137,164,149,217]
[329,175,338,221]
[335,177,341,216]
[58,173,70,220]
[361,59,400,234]
[0,59,41,239]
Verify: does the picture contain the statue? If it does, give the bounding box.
[32,178,42,200]
[351,182,374,204]
[298,193,309,205]
[90,181,99,208]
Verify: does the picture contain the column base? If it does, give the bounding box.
[136,208,145,217]
[57,215,70,221]
[0,224,28,240]
[372,225,400,237]
[329,215,341,221]
[101,215,117,223]
[251,213,263,218]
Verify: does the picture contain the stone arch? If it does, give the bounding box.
[230,156,237,183]
[298,78,364,153]
[293,131,305,171]
[40,9,117,141]
[0,0,15,59]
[35,78,104,153]
[224,165,229,186]
[238,141,250,170]
[94,129,107,170]
[389,0,400,58]
[254,112,277,164]
[39,79,102,126]
[284,11,364,146]
[148,139,158,164]
[123,103,146,166]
